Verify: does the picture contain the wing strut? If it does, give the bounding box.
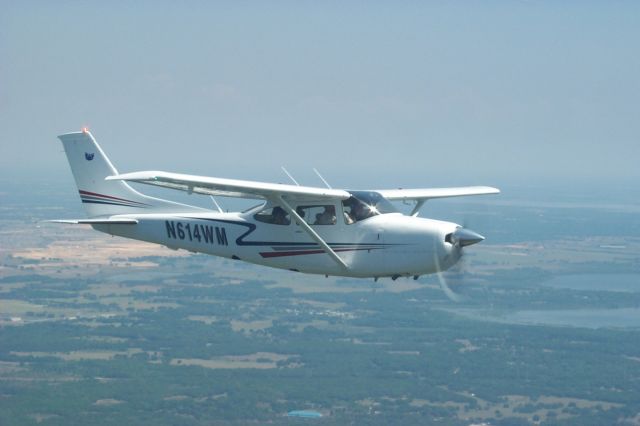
[276,195,349,271]
[410,200,426,217]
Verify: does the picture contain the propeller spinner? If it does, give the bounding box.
[448,227,485,248]
[435,226,485,302]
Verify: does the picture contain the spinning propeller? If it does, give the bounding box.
[435,226,485,302]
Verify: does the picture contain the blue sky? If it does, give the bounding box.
[1,1,638,189]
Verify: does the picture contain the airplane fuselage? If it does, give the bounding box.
[93,211,461,278]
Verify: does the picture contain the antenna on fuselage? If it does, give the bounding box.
[281,167,300,186]
[313,168,332,189]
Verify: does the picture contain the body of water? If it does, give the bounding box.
[447,274,640,329]
[540,274,640,293]
[501,308,640,329]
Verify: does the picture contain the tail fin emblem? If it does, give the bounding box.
[85,152,95,161]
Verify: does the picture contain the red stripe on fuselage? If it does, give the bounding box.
[260,247,381,258]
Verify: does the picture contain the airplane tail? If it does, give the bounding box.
[58,129,203,218]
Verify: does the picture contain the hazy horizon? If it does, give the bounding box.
[1,2,639,186]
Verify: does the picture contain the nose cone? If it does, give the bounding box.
[452,227,485,247]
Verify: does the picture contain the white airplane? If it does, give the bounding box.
[54,129,499,281]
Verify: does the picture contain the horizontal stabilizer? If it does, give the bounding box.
[48,218,138,225]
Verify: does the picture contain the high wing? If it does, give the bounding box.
[377,186,500,201]
[108,171,498,203]
[376,186,500,216]
[106,171,350,201]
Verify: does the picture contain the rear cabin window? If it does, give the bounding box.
[296,205,337,226]
[254,206,291,225]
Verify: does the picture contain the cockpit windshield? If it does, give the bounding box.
[342,191,397,224]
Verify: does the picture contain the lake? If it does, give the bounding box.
[446,274,640,328]
[540,273,640,293]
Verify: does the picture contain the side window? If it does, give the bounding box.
[296,205,337,226]
[254,206,291,225]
